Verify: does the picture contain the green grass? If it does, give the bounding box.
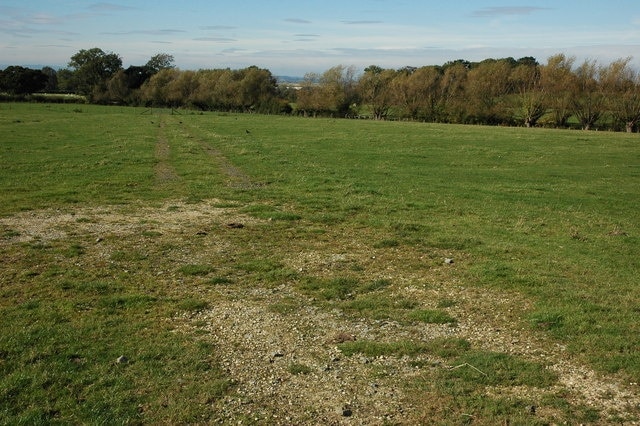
[407,309,457,324]
[338,339,430,358]
[178,264,215,276]
[287,362,313,375]
[0,263,229,423]
[1,103,639,423]
[445,350,557,388]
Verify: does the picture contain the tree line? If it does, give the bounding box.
[1,47,639,132]
[298,56,640,132]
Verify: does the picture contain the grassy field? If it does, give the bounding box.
[1,102,639,424]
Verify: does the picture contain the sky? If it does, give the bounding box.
[1,0,639,76]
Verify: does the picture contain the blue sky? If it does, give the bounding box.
[1,1,639,75]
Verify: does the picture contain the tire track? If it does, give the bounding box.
[154,117,181,186]
[171,117,264,189]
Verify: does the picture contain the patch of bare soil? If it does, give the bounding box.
[2,201,639,424]
[0,200,251,245]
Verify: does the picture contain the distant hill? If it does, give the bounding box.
[276,75,304,83]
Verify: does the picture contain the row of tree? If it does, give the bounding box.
[1,48,639,131]
[0,48,284,114]
[0,48,175,99]
[297,56,640,132]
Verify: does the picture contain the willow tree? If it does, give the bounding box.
[392,66,442,121]
[465,59,514,124]
[357,66,397,120]
[600,58,640,133]
[510,61,546,127]
[540,54,576,128]
[438,61,469,123]
[570,59,606,130]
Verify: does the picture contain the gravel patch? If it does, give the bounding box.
[2,201,639,424]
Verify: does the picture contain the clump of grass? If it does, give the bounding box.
[25,241,50,250]
[392,222,427,237]
[21,270,39,278]
[62,243,85,258]
[430,235,483,250]
[425,337,471,359]
[529,310,565,331]
[300,276,359,300]
[407,309,456,325]
[177,298,209,313]
[436,298,458,308]
[184,196,204,204]
[62,280,123,295]
[343,294,417,320]
[98,294,158,314]
[2,228,21,238]
[235,259,296,283]
[445,350,557,388]
[269,212,302,221]
[288,363,313,375]
[178,264,214,276]
[242,204,301,221]
[373,239,400,248]
[236,259,281,273]
[299,276,396,302]
[208,276,233,285]
[18,300,40,311]
[363,278,392,292]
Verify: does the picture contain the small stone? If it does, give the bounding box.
[116,355,129,364]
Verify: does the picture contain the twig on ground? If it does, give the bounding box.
[448,363,488,377]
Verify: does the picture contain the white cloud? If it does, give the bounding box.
[341,20,383,25]
[193,37,237,43]
[102,29,186,36]
[201,25,237,30]
[87,3,136,12]
[471,7,551,18]
[284,18,312,24]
